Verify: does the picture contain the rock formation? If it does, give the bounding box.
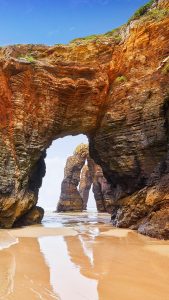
[57,144,88,212]
[57,144,114,212]
[79,164,92,210]
[91,164,115,213]
[84,157,115,212]
[0,0,169,238]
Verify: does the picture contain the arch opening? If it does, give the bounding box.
[38,134,98,212]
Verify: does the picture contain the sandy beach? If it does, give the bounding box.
[0,211,169,300]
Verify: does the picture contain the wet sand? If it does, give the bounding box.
[0,211,169,300]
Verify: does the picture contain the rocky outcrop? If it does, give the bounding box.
[0,0,169,238]
[79,164,92,210]
[57,144,88,212]
[57,144,114,212]
[91,164,115,213]
[14,206,44,227]
[85,157,115,212]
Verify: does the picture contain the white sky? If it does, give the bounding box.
[38,135,96,211]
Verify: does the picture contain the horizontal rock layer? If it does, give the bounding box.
[0,0,169,238]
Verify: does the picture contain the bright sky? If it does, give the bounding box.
[0,0,149,46]
[1,0,149,209]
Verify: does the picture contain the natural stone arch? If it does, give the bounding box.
[0,43,109,228]
[0,0,168,239]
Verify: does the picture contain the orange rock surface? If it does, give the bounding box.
[0,0,168,238]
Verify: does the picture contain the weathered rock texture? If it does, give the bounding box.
[14,206,44,227]
[57,144,113,212]
[91,163,115,213]
[57,144,88,212]
[79,164,92,210]
[0,0,169,238]
[84,157,115,212]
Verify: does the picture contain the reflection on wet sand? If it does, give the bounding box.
[39,236,98,300]
[0,250,15,299]
[0,212,169,300]
[63,228,169,300]
[0,238,58,300]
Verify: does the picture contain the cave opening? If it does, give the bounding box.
[38,134,97,212]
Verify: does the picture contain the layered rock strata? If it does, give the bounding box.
[0,0,168,238]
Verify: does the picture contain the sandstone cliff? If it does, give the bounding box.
[0,0,169,238]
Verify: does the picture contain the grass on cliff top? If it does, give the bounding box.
[70,34,99,43]
[128,0,169,23]
[142,8,169,22]
[70,26,123,45]
[66,0,168,47]
[127,0,154,23]
[70,0,157,43]
[70,0,168,45]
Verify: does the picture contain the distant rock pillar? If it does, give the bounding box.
[79,164,93,210]
[87,158,115,213]
[56,144,88,212]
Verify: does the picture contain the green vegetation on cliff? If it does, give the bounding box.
[128,0,154,23]
[128,0,169,23]
[114,76,127,84]
[18,54,36,63]
[70,26,123,45]
[70,0,169,46]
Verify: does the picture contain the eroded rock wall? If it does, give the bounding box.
[0,0,168,238]
[0,41,110,226]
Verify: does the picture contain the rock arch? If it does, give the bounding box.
[0,0,169,238]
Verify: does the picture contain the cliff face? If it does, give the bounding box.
[0,0,169,238]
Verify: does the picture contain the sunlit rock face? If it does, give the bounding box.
[0,0,169,238]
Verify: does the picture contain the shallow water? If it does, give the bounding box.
[0,210,169,300]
